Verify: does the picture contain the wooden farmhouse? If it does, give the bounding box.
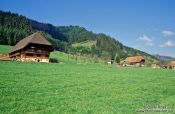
[166,61,175,69]
[9,32,53,62]
[123,56,145,67]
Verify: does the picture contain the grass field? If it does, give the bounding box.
[0,45,175,113]
[0,61,175,113]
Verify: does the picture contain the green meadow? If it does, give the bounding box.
[0,45,175,114]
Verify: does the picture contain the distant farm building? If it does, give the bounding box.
[166,61,175,69]
[123,56,145,67]
[151,64,160,69]
[9,32,53,62]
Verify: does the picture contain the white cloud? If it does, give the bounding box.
[138,35,152,42]
[162,30,174,36]
[138,35,154,46]
[145,42,154,46]
[160,40,175,47]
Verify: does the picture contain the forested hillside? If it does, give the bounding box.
[0,10,158,62]
[0,11,32,45]
[57,26,158,62]
[29,20,67,41]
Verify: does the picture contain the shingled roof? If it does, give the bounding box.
[167,61,175,67]
[10,32,52,53]
[124,56,145,64]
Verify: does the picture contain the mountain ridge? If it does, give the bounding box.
[154,54,175,62]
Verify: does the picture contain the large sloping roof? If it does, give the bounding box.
[10,32,52,53]
[124,56,145,64]
[167,61,175,67]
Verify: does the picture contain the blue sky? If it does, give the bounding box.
[1,0,175,57]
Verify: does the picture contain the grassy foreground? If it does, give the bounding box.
[0,61,175,114]
[0,45,175,113]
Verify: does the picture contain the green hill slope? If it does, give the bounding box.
[0,45,12,54]
[58,26,158,63]
[72,40,96,48]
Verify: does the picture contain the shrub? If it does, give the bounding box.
[49,58,59,63]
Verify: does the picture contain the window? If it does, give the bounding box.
[45,55,49,57]
[26,49,35,52]
[36,54,41,57]
[26,53,33,56]
[31,46,35,49]
[36,50,42,52]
